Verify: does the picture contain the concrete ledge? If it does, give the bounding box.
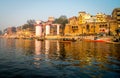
[45,36,61,39]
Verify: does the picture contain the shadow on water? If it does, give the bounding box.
[0,38,120,78]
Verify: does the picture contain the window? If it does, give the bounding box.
[86,25,89,30]
[72,26,78,30]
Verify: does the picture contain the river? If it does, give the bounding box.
[0,38,120,78]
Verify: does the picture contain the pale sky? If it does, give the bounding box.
[0,0,120,30]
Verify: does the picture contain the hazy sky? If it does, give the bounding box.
[0,0,120,30]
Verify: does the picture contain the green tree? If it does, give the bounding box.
[22,19,35,30]
[54,15,68,29]
[27,19,35,26]
[54,15,68,35]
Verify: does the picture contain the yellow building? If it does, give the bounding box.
[112,8,120,27]
[96,13,107,22]
[64,16,81,36]
[64,11,118,36]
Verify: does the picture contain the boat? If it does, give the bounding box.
[59,38,76,43]
[105,36,120,44]
[84,39,104,42]
[37,38,44,41]
[59,40,71,43]
[105,41,120,44]
[84,36,112,42]
[14,37,19,39]
[84,36,105,42]
[90,38,105,42]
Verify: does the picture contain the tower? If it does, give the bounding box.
[46,24,50,36]
[35,20,42,37]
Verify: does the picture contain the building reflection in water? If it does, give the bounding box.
[5,39,119,70]
[56,40,60,57]
[34,40,42,68]
[45,40,50,61]
[4,39,120,66]
[1,38,120,75]
[59,43,66,60]
[35,40,42,55]
[63,41,120,71]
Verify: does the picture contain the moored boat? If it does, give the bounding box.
[59,38,76,43]
[83,36,109,42]
[90,39,105,42]
[37,38,44,41]
[59,40,71,43]
[105,41,120,44]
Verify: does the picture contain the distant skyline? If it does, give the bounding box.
[0,0,120,30]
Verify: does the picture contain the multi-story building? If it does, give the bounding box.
[48,16,55,22]
[78,11,92,24]
[64,10,118,36]
[96,13,107,22]
[64,16,80,36]
[112,8,120,27]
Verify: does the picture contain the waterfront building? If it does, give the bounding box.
[16,28,34,38]
[64,16,81,36]
[44,21,61,36]
[78,11,92,23]
[44,17,56,36]
[33,18,61,39]
[96,13,107,22]
[112,8,120,27]
[64,10,118,36]
[48,16,55,22]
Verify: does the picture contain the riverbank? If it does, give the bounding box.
[1,35,115,42]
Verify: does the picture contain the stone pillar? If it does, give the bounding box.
[57,24,60,35]
[46,24,50,36]
[35,20,42,37]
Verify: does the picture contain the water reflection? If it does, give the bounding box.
[45,40,50,61]
[59,41,120,77]
[59,43,66,60]
[0,38,120,78]
[45,40,50,54]
[34,40,44,68]
[35,40,42,55]
[56,41,60,57]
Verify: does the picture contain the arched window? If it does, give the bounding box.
[86,24,89,30]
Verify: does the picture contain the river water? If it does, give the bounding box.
[0,38,120,78]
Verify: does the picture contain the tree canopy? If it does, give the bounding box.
[22,19,35,30]
[54,15,68,29]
